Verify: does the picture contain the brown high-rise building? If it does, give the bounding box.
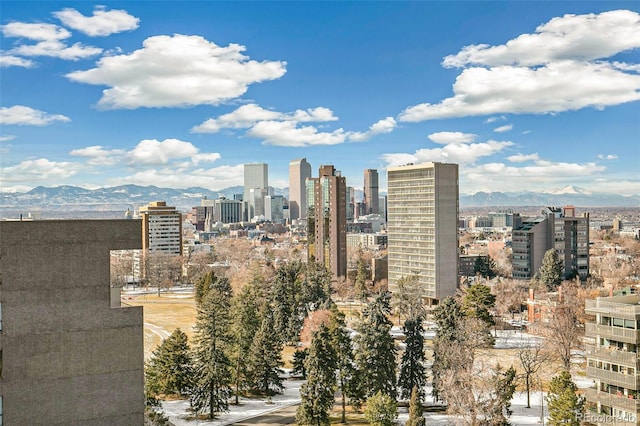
[364,168,379,215]
[139,201,182,255]
[307,165,347,279]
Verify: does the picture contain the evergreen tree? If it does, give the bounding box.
[364,391,398,426]
[270,261,305,344]
[354,292,397,398]
[539,248,564,290]
[247,307,285,394]
[303,261,332,310]
[355,255,369,302]
[474,255,498,279]
[296,324,338,426]
[406,386,425,426]
[291,348,308,379]
[230,278,264,404]
[145,328,193,398]
[190,278,233,419]
[483,364,517,426]
[194,271,229,306]
[328,305,357,422]
[392,273,425,322]
[546,371,584,426]
[462,282,496,346]
[397,317,426,401]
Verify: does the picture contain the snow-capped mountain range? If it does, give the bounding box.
[0,185,638,214]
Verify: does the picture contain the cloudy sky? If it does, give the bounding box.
[1,2,639,196]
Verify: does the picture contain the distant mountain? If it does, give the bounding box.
[0,184,638,215]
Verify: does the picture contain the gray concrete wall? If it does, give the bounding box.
[0,220,144,425]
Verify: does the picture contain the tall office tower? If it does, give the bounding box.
[289,158,312,221]
[139,201,182,255]
[364,169,379,215]
[244,162,269,221]
[213,197,243,224]
[0,220,144,424]
[265,195,285,223]
[346,186,355,221]
[387,162,459,304]
[512,206,589,281]
[584,294,640,425]
[307,165,348,279]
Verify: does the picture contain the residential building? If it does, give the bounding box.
[512,206,589,281]
[387,162,459,304]
[584,294,640,425]
[139,201,182,255]
[459,254,488,279]
[0,220,144,424]
[289,158,312,221]
[244,163,269,221]
[346,232,388,251]
[364,169,379,216]
[307,165,348,279]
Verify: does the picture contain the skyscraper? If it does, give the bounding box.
[364,169,379,215]
[387,162,459,304]
[139,201,182,255]
[288,158,312,221]
[307,165,347,279]
[244,163,269,221]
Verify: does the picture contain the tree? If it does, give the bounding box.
[296,324,338,426]
[461,282,496,346]
[328,305,357,422]
[516,341,550,408]
[247,307,285,395]
[190,278,233,419]
[354,292,397,398]
[145,328,193,398]
[355,254,369,302]
[303,261,332,310]
[397,317,426,401]
[195,271,230,306]
[364,391,398,426]
[546,371,584,426]
[406,386,425,426]
[270,261,305,344]
[474,255,498,279]
[392,273,425,322]
[291,348,308,379]
[538,248,564,290]
[480,364,517,426]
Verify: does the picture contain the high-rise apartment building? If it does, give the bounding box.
[387,162,459,304]
[364,169,379,215]
[584,294,640,425]
[512,206,589,281]
[0,220,144,424]
[139,201,182,255]
[289,158,312,221]
[244,163,269,221]
[307,165,347,279]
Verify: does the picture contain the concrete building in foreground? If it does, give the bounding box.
[584,294,640,425]
[0,220,144,425]
[387,162,459,304]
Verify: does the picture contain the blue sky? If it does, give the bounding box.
[1,2,639,196]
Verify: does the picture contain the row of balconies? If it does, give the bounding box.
[587,366,640,389]
[584,387,640,415]
[586,344,640,369]
[586,323,640,344]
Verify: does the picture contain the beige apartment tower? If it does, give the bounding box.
[387,162,459,304]
[0,220,144,425]
[584,294,640,425]
[289,158,312,221]
[307,165,348,280]
[139,201,182,255]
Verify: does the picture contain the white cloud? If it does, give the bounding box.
[382,139,513,167]
[494,124,513,133]
[111,164,245,189]
[54,7,140,36]
[0,158,81,184]
[192,103,337,133]
[399,10,640,122]
[69,145,126,166]
[127,139,200,165]
[0,55,36,68]
[443,10,640,68]
[427,131,476,144]
[11,40,103,60]
[597,154,618,160]
[349,117,397,142]
[0,105,70,126]
[1,22,71,41]
[484,116,506,123]
[507,153,540,163]
[66,34,287,109]
[247,121,349,147]
[0,135,16,142]
[399,61,640,121]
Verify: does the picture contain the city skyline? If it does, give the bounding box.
[1,2,639,196]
